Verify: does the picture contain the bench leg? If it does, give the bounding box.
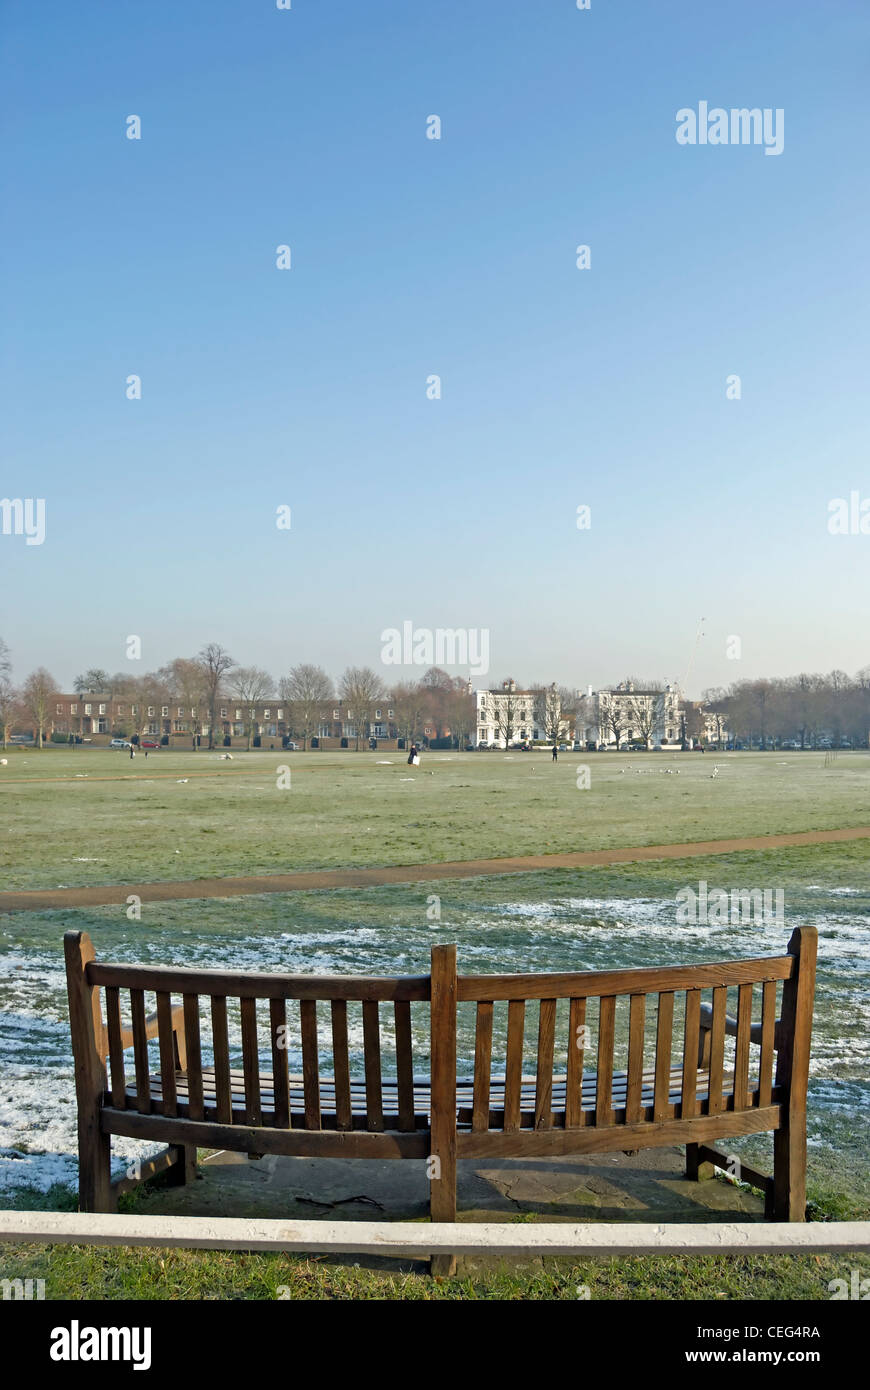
[685,1143,714,1182]
[166,1144,198,1187]
[772,1122,806,1221]
[429,1154,457,1277]
[79,1124,114,1213]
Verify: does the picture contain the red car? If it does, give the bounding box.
[140,738,161,750]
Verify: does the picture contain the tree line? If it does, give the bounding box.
[0,639,477,750]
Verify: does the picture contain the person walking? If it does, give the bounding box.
[552,744,558,762]
[129,745,135,760]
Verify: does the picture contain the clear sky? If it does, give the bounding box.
[1,0,868,694]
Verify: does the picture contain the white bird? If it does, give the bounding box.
[0,758,7,766]
[177,778,189,784]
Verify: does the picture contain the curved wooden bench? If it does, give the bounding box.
[65,926,816,1275]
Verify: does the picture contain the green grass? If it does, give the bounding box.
[1,747,869,890]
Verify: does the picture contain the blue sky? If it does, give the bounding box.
[2,0,868,692]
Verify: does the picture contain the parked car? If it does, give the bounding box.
[110,738,132,749]
[140,737,161,750]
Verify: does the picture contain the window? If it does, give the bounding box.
[131,705,137,716]
[56,703,63,714]
[71,703,78,714]
[235,709,242,720]
[162,706,169,717]
[387,708,394,718]
[277,708,283,719]
[99,704,106,715]
[333,709,340,720]
[263,708,270,718]
[190,708,196,718]
[147,706,154,717]
[85,703,92,715]
[178,706,184,717]
[116,704,124,714]
[220,708,227,718]
[375,709,381,719]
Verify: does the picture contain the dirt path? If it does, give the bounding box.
[1,826,868,912]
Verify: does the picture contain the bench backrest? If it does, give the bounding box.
[65,934,431,1135]
[433,926,816,1137]
[65,927,816,1142]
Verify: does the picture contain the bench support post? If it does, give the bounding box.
[685,1143,714,1182]
[772,927,816,1221]
[430,944,457,1276]
[64,931,115,1214]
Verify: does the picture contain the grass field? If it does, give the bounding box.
[1,746,869,890]
[2,747,868,1298]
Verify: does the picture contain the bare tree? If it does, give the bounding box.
[532,683,562,744]
[339,666,385,750]
[625,685,663,749]
[228,666,274,749]
[0,637,10,679]
[197,643,236,749]
[389,680,427,749]
[493,682,520,749]
[279,664,333,749]
[0,676,18,747]
[74,668,111,694]
[22,668,59,748]
[157,658,209,747]
[598,693,626,749]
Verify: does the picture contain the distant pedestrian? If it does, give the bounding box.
[129,746,134,759]
[552,745,558,762]
[408,743,420,767]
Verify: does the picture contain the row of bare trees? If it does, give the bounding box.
[0,638,477,751]
[702,671,870,748]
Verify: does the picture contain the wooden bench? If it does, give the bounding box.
[65,925,816,1274]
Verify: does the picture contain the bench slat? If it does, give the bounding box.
[734,983,753,1110]
[626,993,645,1124]
[472,1002,493,1133]
[534,999,556,1129]
[330,1001,352,1131]
[595,997,615,1127]
[708,987,727,1116]
[130,989,151,1114]
[653,991,674,1123]
[210,996,232,1124]
[566,998,586,1129]
[156,992,177,1117]
[362,1000,383,1132]
[183,994,204,1121]
[503,1000,525,1133]
[240,997,262,1127]
[759,979,776,1107]
[457,955,794,1002]
[269,998,290,1129]
[300,1000,321,1130]
[105,986,126,1110]
[682,989,700,1119]
[394,1001,416,1133]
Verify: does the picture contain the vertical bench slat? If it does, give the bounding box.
[566,997,586,1128]
[156,992,177,1117]
[595,996,615,1126]
[362,1000,383,1132]
[240,997,261,1126]
[394,1001,416,1132]
[269,998,290,1129]
[210,996,232,1123]
[734,983,753,1110]
[130,989,151,1114]
[534,999,556,1130]
[707,986,727,1115]
[653,991,674,1123]
[105,986,127,1109]
[330,1001,352,1131]
[625,993,646,1123]
[758,979,777,1107]
[503,1000,525,1132]
[300,999,321,1130]
[182,994,204,1121]
[682,989,700,1119]
[472,1002,494,1132]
